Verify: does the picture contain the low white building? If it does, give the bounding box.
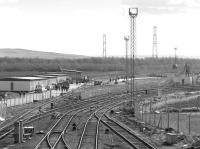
[172,74,194,85]
[0,77,48,92]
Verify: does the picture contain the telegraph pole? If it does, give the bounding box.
[129,8,138,113]
[124,36,129,92]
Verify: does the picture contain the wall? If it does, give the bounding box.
[0,81,11,91]
[14,81,31,91]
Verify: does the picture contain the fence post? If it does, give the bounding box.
[189,114,191,135]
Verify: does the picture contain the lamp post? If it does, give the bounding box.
[124,36,129,92]
[129,8,138,113]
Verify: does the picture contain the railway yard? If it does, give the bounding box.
[0,1,200,148]
[0,75,200,149]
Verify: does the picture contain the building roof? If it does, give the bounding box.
[62,69,82,73]
[0,77,47,81]
[32,75,57,79]
[46,73,67,76]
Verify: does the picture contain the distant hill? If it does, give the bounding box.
[0,48,89,59]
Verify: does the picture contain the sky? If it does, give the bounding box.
[0,0,200,57]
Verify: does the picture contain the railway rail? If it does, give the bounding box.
[34,94,128,149]
[0,91,128,140]
[101,114,156,149]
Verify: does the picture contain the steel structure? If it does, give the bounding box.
[152,26,158,58]
[124,36,129,91]
[103,34,106,58]
[129,8,138,111]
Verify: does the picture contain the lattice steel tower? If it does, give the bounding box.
[129,8,138,110]
[103,34,106,58]
[152,26,158,58]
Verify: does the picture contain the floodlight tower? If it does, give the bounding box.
[152,26,158,58]
[103,34,106,58]
[129,8,138,111]
[124,35,129,91]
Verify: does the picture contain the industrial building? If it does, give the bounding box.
[46,73,69,83]
[0,77,48,92]
[59,69,82,82]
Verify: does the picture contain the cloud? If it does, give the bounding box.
[122,0,200,14]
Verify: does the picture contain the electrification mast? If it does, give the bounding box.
[129,8,138,111]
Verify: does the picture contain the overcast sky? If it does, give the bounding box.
[0,0,200,57]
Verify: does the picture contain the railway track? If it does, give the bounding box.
[101,114,156,149]
[34,97,127,149]
[77,104,121,149]
[0,92,126,140]
[93,98,157,149]
[1,84,197,148]
[0,85,159,141]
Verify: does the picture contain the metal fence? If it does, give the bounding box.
[137,107,200,136]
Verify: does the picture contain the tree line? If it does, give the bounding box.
[0,57,200,75]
